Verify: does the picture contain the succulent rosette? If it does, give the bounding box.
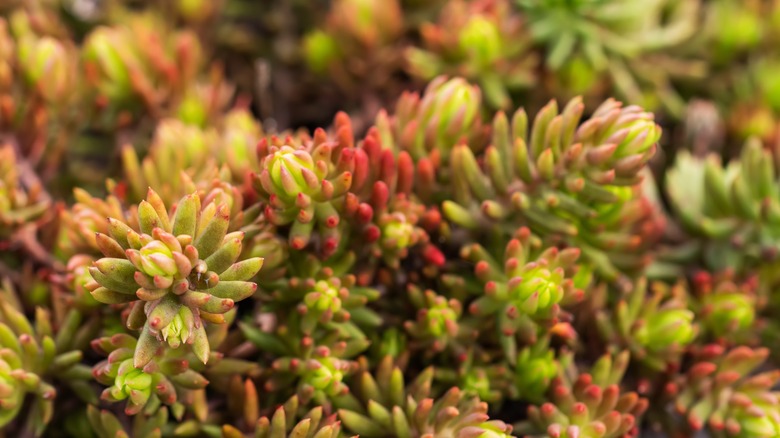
[85,189,263,366]
[406,0,537,109]
[337,357,514,437]
[81,14,203,119]
[302,0,404,94]
[253,116,356,253]
[16,34,74,104]
[119,119,218,205]
[666,139,780,280]
[404,284,466,354]
[675,345,780,437]
[0,146,49,238]
[517,351,647,438]
[443,97,663,279]
[462,227,587,358]
[690,271,758,344]
[0,280,95,435]
[513,338,565,403]
[91,332,210,416]
[595,278,698,370]
[376,76,486,165]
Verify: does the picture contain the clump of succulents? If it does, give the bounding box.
[91,332,210,416]
[665,138,780,278]
[674,345,780,436]
[406,0,537,109]
[460,227,587,358]
[441,96,664,280]
[696,1,780,143]
[517,0,703,115]
[81,13,210,124]
[337,357,513,437]
[0,279,95,436]
[303,0,405,97]
[5,1,780,437]
[516,351,648,438]
[0,145,49,237]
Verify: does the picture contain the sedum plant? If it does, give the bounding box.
[0,279,95,435]
[221,402,343,438]
[84,189,263,366]
[516,0,702,115]
[665,138,780,276]
[406,0,537,109]
[4,1,780,437]
[0,145,49,238]
[675,345,780,437]
[442,96,663,280]
[517,351,648,438]
[85,405,171,438]
[594,278,697,371]
[337,357,513,437]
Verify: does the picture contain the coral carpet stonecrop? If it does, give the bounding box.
[7,0,780,435]
[444,96,663,280]
[86,189,263,367]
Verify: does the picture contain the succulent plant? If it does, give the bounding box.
[517,351,647,438]
[513,337,566,403]
[16,34,74,104]
[0,145,49,237]
[1,1,780,437]
[221,401,343,438]
[58,188,126,258]
[86,405,171,438]
[404,284,465,354]
[675,345,780,437]
[689,271,759,344]
[0,11,77,110]
[460,227,587,359]
[260,250,381,335]
[118,119,217,205]
[517,0,702,115]
[85,189,263,366]
[252,117,356,253]
[346,128,436,269]
[666,139,780,274]
[91,332,210,416]
[376,76,486,164]
[595,278,698,371]
[438,355,513,405]
[240,314,365,406]
[337,357,514,437]
[443,96,663,280]
[0,279,95,436]
[81,14,204,120]
[220,108,265,181]
[406,0,537,109]
[303,0,404,94]
[705,0,764,64]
